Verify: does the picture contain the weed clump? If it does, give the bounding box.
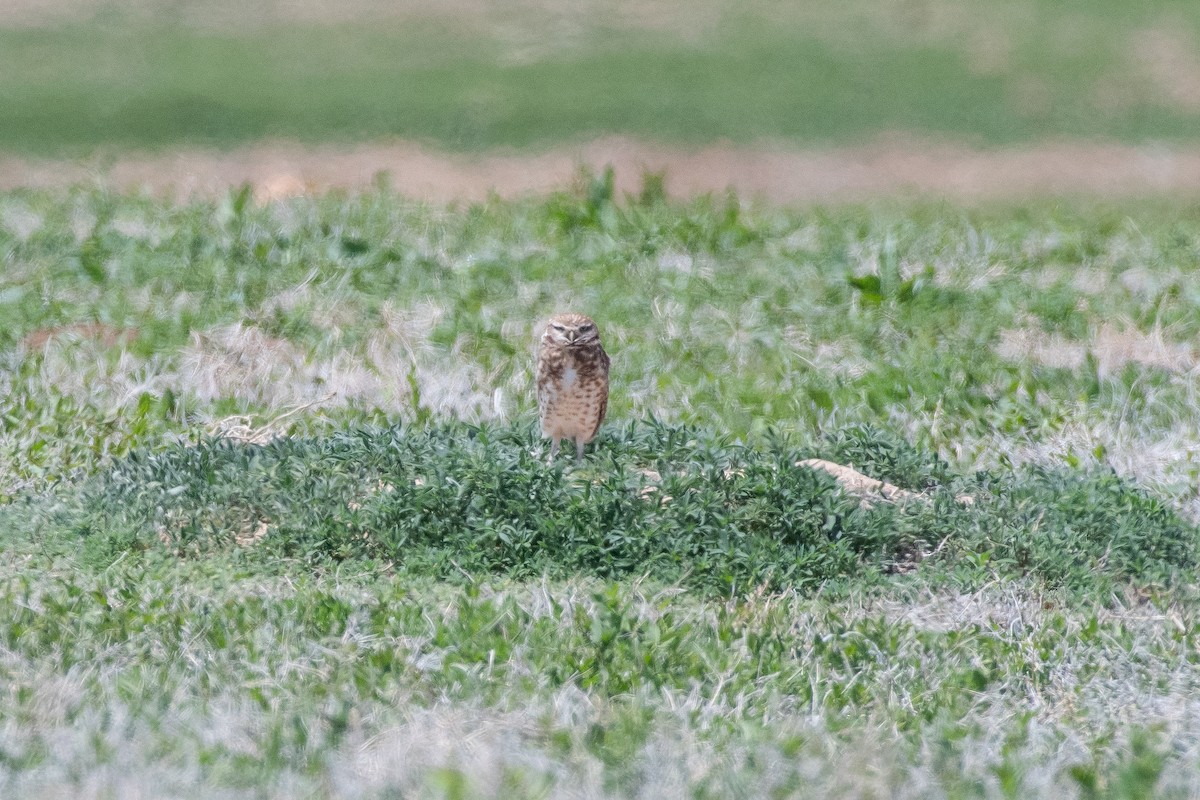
[57,422,1200,595]
[811,424,951,491]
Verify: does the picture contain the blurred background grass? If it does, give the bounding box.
[3,0,1200,154]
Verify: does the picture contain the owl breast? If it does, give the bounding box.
[540,387,606,441]
[536,342,610,444]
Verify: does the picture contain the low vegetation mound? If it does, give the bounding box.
[49,422,1199,595]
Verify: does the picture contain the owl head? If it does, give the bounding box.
[542,312,602,347]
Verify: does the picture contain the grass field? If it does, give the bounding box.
[7,1,1200,795]
[3,0,1200,153]
[5,182,1200,797]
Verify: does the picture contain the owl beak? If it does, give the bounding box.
[566,330,577,343]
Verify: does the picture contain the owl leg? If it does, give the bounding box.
[548,438,561,462]
[574,438,585,464]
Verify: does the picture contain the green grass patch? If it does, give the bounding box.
[33,421,1198,597]
[0,537,1193,797]
[2,1,1200,153]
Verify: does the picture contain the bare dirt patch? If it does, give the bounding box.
[5,137,1200,203]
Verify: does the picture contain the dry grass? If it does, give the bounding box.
[1130,25,1200,113]
[19,316,504,421]
[996,323,1198,374]
[1,576,1198,798]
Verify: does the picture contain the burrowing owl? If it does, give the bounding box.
[536,312,610,462]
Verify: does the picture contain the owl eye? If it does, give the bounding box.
[551,324,566,331]
[580,324,594,332]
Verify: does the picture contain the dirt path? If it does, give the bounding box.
[4,137,1200,203]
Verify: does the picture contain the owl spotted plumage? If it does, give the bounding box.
[536,312,610,462]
